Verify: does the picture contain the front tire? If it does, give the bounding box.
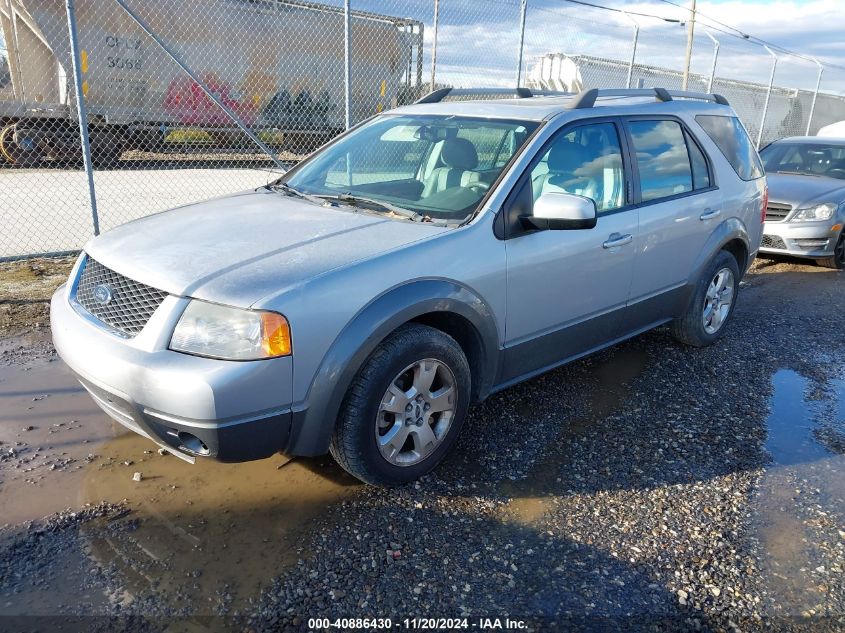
[817,232,845,270]
[671,250,740,347]
[329,324,471,486]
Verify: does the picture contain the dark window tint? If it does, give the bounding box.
[629,120,693,202]
[685,130,711,189]
[530,122,625,215]
[695,115,764,181]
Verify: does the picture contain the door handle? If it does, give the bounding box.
[602,233,633,249]
[700,209,721,221]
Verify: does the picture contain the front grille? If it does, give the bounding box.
[74,257,168,337]
[765,202,792,222]
[761,235,787,250]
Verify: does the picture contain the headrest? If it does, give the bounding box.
[548,138,593,174]
[441,138,479,170]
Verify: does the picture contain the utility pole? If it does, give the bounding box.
[682,0,696,90]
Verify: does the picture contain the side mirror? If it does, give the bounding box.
[522,192,597,230]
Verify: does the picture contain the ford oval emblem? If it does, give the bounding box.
[93,284,114,306]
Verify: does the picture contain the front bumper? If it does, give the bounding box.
[760,220,841,258]
[50,281,294,462]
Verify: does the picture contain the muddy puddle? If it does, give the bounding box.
[0,350,118,525]
[83,435,359,613]
[1,347,362,614]
[754,368,845,617]
[500,347,650,524]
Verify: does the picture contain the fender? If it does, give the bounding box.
[679,217,751,314]
[285,279,500,456]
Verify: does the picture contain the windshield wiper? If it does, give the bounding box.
[774,170,821,177]
[270,182,327,205]
[318,193,426,222]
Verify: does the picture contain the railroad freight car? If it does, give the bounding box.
[0,0,423,166]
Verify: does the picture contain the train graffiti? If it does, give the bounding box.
[0,0,424,166]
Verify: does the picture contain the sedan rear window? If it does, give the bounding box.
[695,115,764,181]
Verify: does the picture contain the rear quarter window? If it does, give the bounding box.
[695,115,764,181]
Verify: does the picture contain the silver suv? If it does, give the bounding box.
[51,87,766,485]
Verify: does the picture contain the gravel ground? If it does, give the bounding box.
[0,257,844,632]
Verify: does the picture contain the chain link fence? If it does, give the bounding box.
[2,0,845,259]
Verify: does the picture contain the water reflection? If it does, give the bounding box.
[755,368,845,617]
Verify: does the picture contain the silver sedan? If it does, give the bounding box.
[759,136,845,269]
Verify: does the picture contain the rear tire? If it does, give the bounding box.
[329,324,471,486]
[671,250,740,347]
[816,232,845,270]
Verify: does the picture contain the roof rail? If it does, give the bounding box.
[567,87,730,109]
[414,87,536,104]
[414,86,731,107]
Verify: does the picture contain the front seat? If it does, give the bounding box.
[422,138,480,197]
[532,138,600,203]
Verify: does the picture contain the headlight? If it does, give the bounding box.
[170,300,291,360]
[792,203,837,222]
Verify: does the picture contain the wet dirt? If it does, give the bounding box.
[500,347,650,525]
[1,338,363,615]
[82,435,360,614]
[754,368,845,617]
[0,347,117,525]
[0,256,75,336]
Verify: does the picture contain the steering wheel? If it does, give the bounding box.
[468,182,490,195]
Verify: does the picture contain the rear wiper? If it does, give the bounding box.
[318,193,425,222]
[270,182,326,205]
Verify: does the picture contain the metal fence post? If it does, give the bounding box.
[515,0,527,88]
[430,0,439,91]
[623,13,639,89]
[757,45,778,148]
[112,0,287,171]
[704,30,719,93]
[415,23,425,98]
[806,57,823,135]
[64,0,100,236]
[344,0,351,129]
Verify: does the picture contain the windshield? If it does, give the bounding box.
[279,114,539,222]
[760,142,845,180]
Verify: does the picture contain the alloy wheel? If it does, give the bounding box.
[375,358,457,467]
[702,267,735,334]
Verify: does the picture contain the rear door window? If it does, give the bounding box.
[685,130,712,189]
[695,115,764,181]
[628,120,694,202]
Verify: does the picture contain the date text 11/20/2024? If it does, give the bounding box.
[307,618,529,630]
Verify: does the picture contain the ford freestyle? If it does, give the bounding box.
[51,87,766,485]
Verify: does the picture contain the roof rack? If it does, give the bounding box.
[414,87,535,103]
[414,86,730,107]
[568,87,729,108]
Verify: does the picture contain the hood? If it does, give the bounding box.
[85,189,449,306]
[766,172,845,208]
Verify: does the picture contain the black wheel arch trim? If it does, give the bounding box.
[285,279,500,456]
